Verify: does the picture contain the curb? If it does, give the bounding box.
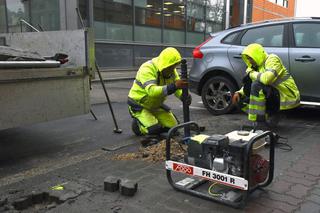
[92,77,135,83]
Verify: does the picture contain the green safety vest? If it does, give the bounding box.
[240,43,300,110]
[128,47,182,110]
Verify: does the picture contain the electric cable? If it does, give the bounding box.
[208,182,223,197]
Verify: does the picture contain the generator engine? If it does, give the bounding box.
[185,131,269,186]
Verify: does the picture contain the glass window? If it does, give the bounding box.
[0,0,6,33]
[186,0,205,45]
[163,0,186,44]
[240,25,284,47]
[222,31,241,44]
[293,23,320,48]
[79,0,89,27]
[134,45,162,67]
[30,0,60,31]
[94,0,133,41]
[134,0,161,43]
[6,0,30,32]
[95,43,133,68]
[206,0,225,35]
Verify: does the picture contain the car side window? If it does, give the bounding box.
[222,31,241,44]
[240,25,284,47]
[293,23,320,48]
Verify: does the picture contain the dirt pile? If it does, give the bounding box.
[112,140,186,163]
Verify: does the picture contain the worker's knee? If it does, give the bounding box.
[147,123,163,135]
[250,81,264,94]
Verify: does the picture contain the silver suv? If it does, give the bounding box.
[189,18,320,115]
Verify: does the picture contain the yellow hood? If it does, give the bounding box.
[242,43,268,68]
[152,47,182,72]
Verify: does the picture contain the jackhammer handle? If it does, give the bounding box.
[180,59,191,137]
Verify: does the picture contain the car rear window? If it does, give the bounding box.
[240,25,284,47]
[222,31,241,44]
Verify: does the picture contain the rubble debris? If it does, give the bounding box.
[111,139,186,163]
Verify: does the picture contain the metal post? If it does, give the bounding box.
[225,0,230,29]
[243,0,248,25]
[180,59,190,137]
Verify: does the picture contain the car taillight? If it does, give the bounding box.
[192,37,213,59]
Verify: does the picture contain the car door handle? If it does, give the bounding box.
[233,54,242,59]
[295,56,316,62]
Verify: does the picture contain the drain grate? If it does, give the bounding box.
[13,192,62,211]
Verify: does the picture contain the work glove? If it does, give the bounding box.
[245,67,255,75]
[175,79,188,89]
[232,92,240,105]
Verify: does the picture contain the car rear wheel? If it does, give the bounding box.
[201,76,237,115]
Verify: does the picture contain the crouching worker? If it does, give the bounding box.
[232,43,300,127]
[128,47,191,137]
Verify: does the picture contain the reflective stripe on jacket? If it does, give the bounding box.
[128,47,182,110]
[241,43,300,110]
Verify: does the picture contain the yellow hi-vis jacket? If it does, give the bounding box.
[128,47,182,110]
[240,43,300,110]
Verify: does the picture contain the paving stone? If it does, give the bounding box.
[254,197,298,213]
[295,201,320,213]
[285,184,309,199]
[268,180,293,194]
[261,191,302,206]
[279,175,316,187]
[306,194,320,205]
[306,166,320,176]
[245,202,273,213]
[290,163,308,173]
[285,171,318,181]
[312,188,320,196]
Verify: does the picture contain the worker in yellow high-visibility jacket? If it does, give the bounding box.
[128,47,191,136]
[232,43,300,126]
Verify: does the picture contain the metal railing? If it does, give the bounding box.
[19,18,40,32]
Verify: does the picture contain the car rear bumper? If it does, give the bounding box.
[189,79,200,95]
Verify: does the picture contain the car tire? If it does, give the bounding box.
[201,76,237,115]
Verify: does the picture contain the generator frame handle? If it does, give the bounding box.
[245,131,276,192]
[165,122,276,209]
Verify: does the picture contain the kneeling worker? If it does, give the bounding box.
[128,47,190,136]
[232,43,300,126]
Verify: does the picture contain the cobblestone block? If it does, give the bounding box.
[279,175,316,187]
[312,188,320,196]
[306,166,320,176]
[285,171,318,181]
[245,202,273,213]
[296,201,320,213]
[268,180,293,194]
[306,194,320,205]
[254,197,298,213]
[286,184,309,199]
[290,163,308,173]
[261,191,302,206]
[300,158,320,166]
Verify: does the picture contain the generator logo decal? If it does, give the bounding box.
[173,163,194,175]
[166,161,248,190]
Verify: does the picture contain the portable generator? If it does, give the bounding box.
[165,121,275,208]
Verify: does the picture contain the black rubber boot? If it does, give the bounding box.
[131,119,143,136]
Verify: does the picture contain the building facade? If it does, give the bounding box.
[0,0,295,70]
